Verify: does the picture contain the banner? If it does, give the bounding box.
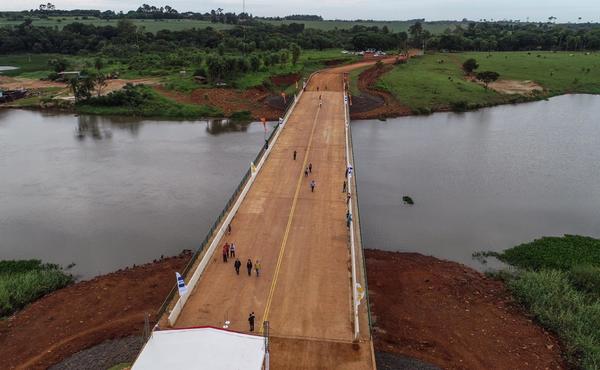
[176,272,187,297]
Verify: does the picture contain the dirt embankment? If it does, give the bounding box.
[0,249,568,369]
[157,86,285,120]
[0,252,191,370]
[366,250,566,370]
[350,63,412,120]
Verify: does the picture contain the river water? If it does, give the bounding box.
[0,110,274,278]
[351,94,600,269]
[2,95,599,277]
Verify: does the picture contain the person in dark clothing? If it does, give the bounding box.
[222,243,229,263]
[248,312,255,332]
[342,180,347,193]
[308,163,312,173]
[234,258,242,275]
[246,259,253,276]
[293,150,297,160]
[304,167,309,177]
[310,180,316,192]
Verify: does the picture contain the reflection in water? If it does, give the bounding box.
[205,119,252,135]
[352,94,600,271]
[76,115,112,140]
[73,115,252,139]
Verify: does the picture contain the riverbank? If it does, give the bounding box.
[0,252,191,369]
[0,249,567,369]
[366,250,565,369]
[3,51,599,122]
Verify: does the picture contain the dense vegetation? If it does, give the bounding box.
[76,84,222,118]
[483,235,600,369]
[377,51,600,114]
[0,260,73,317]
[1,6,600,55]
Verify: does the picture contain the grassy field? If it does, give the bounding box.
[0,16,460,34]
[262,19,463,33]
[376,51,600,113]
[0,260,73,317]
[461,51,600,94]
[483,235,600,369]
[0,16,233,32]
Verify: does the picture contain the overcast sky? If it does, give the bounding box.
[4,0,600,23]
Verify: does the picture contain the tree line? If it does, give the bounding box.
[1,13,600,55]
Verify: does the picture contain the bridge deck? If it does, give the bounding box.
[173,66,374,369]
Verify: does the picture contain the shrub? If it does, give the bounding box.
[462,58,479,73]
[0,260,73,317]
[570,265,600,297]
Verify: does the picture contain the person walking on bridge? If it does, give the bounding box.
[222,243,229,263]
[304,167,309,177]
[293,150,297,160]
[342,180,347,193]
[248,312,255,332]
[308,163,312,173]
[246,259,253,276]
[310,180,316,192]
[255,260,261,277]
[234,258,241,275]
[229,243,236,258]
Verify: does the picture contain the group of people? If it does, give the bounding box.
[222,242,261,277]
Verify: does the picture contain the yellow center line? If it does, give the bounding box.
[259,97,321,333]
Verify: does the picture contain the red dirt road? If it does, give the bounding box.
[0,253,190,370]
[366,250,566,370]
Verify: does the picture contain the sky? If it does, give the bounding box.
[4,0,600,23]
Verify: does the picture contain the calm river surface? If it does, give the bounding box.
[0,110,273,278]
[352,94,600,269]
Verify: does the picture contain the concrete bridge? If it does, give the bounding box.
[154,60,384,369]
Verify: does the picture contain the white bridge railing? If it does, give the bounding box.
[343,91,360,341]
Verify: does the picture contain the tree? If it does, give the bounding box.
[462,58,479,73]
[48,58,69,73]
[476,71,500,88]
[69,74,95,102]
[94,74,108,97]
[94,57,104,71]
[290,43,301,65]
[249,55,261,71]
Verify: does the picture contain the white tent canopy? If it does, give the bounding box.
[133,327,266,370]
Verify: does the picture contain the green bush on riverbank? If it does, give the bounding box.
[76,84,223,118]
[491,235,600,369]
[0,260,73,317]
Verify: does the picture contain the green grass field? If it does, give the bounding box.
[0,16,233,32]
[376,51,600,113]
[0,16,460,34]
[487,235,600,369]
